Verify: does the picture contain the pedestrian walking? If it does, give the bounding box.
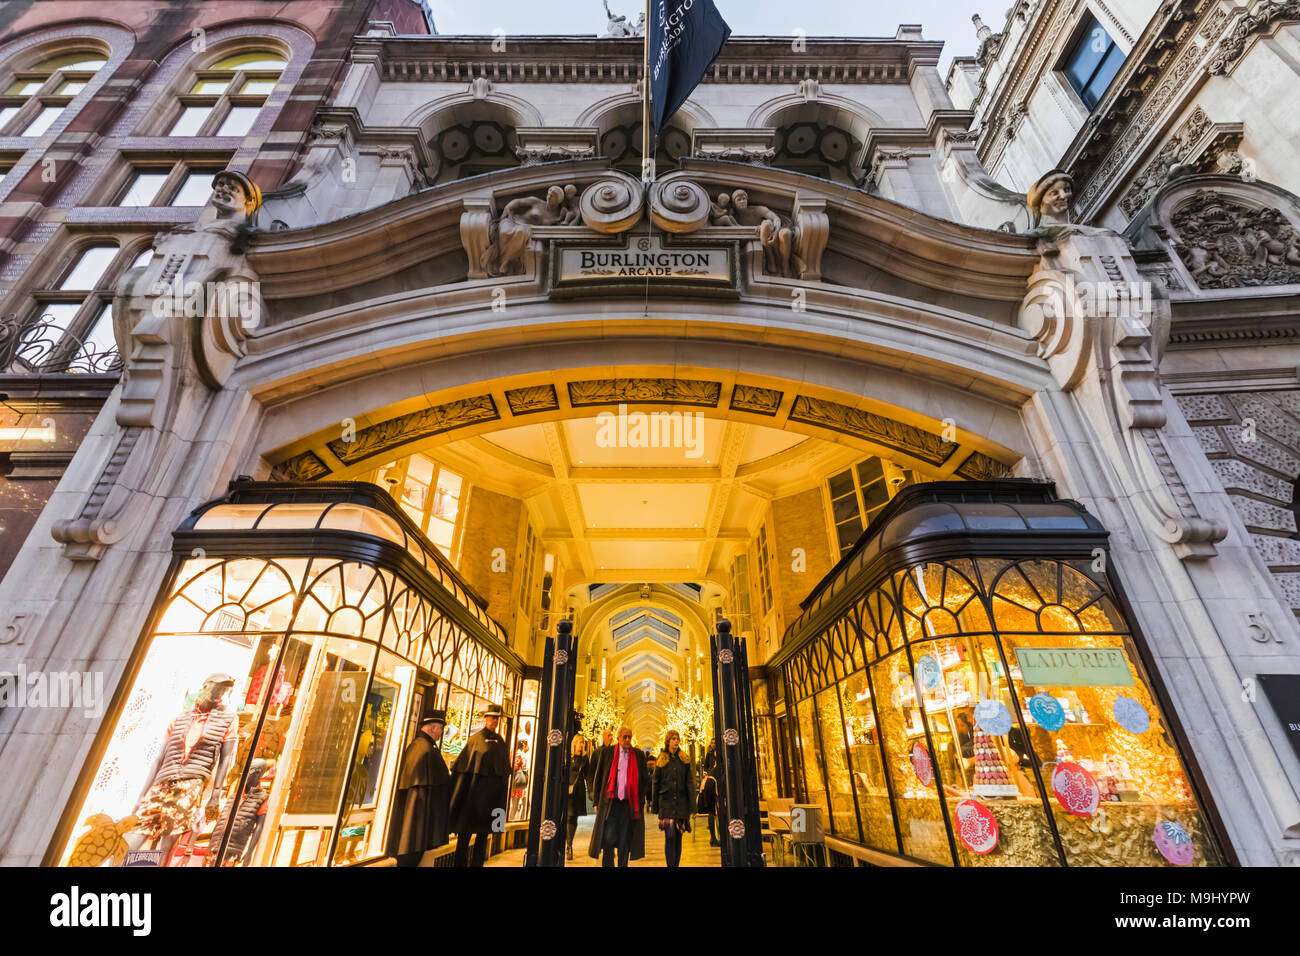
[566,733,590,860]
[652,729,693,868]
[385,708,450,866]
[448,703,510,866]
[587,725,648,867]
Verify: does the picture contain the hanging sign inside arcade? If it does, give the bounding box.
[1013,646,1136,688]
[549,235,739,298]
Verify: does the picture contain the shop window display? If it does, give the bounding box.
[839,669,898,853]
[57,483,522,868]
[814,688,858,840]
[794,698,830,825]
[770,483,1225,867]
[508,679,540,822]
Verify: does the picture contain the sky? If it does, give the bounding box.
[428,0,1004,74]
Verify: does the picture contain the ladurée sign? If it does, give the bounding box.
[549,234,736,297]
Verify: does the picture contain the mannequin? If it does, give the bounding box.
[207,758,271,866]
[129,673,238,865]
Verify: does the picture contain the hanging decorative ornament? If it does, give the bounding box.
[1052,761,1101,817]
[1028,692,1067,732]
[1153,819,1195,866]
[974,698,1012,736]
[911,741,933,787]
[954,799,999,854]
[1113,695,1150,734]
[914,653,942,692]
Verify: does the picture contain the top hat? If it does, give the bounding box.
[482,704,504,718]
[421,708,447,725]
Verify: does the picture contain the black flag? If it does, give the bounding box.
[648,0,731,132]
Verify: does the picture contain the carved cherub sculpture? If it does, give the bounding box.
[729,189,803,277]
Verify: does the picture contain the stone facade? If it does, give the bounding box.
[0,1,1296,868]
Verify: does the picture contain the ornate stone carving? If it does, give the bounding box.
[577,174,643,233]
[788,396,955,465]
[504,384,560,415]
[468,76,491,99]
[729,384,783,415]
[798,78,821,102]
[1208,0,1300,75]
[459,197,495,281]
[271,450,331,481]
[1028,169,1075,229]
[1170,191,1300,289]
[1018,228,1227,559]
[601,0,644,37]
[515,143,596,164]
[479,184,580,276]
[53,171,265,560]
[1119,108,1213,218]
[708,189,804,278]
[955,452,1015,480]
[327,395,500,464]
[793,196,828,281]
[567,378,721,407]
[649,179,711,233]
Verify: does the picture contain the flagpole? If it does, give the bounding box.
[642,0,652,185]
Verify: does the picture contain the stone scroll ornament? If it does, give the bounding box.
[577,173,644,233]
[53,170,265,560]
[649,179,711,233]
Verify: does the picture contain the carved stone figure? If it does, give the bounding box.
[1028,169,1074,228]
[481,184,579,276]
[55,172,265,559]
[729,189,803,278]
[708,191,739,226]
[1170,190,1300,289]
[602,1,644,37]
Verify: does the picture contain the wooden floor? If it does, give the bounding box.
[485,812,723,868]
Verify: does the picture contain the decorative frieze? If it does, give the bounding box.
[729,384,783,415]
[504,384,560,415]
[326,395,500,464]
[1208,0,1300,75]
[788,395,955,465]
[270,450,331,481]
[955,452,1016,480]
[1119,108,1214,218]
[567,378,721,407]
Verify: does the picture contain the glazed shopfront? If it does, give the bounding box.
[53,481,529,868]
[763,481,1230,867]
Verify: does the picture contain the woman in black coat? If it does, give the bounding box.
[652,730,693,868]
[566,734,590,860]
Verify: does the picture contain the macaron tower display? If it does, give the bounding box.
[972,731,1020,798]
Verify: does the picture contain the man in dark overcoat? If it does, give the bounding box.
[448,703,510,867]
[386,709,450,867]
[587,725,648,867]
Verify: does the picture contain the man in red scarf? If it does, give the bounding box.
[586,726,648,867]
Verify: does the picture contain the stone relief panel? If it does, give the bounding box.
[1179,390,1300,618]
[567,377,721,407]
[729,384,783,415]
[504,384,560,415]
[1170,191,1300,289]
[270,450,331,482]
[325,394,500,464]
[955,451,1017,480]
[787,395,958,466]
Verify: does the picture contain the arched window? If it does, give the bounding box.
[3,241,145,374]
[167,49,286,137]
[0,49,106,136]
